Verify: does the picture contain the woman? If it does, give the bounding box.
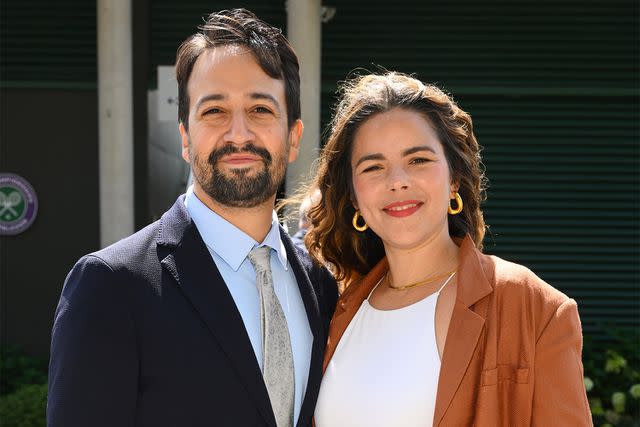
[309,73,592,426]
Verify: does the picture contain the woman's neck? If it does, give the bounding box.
[383,229,460,288]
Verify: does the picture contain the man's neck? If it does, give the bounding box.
[192,185,276,243]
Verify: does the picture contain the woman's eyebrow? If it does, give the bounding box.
[354,153,385,168]
[355,146,437,168]
[402,145,436,156]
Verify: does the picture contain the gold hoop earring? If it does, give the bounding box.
[448,192,463,215]
[352,210,369,232]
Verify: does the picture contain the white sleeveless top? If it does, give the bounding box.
[314,272,456,427]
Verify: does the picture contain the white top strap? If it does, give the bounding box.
[366,276,385,300]
[435,271,457,295]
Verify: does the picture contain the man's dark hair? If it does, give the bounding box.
[175,8,301,130]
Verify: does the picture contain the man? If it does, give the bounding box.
[47,9,338,427]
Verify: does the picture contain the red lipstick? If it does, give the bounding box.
[383,200,423,218]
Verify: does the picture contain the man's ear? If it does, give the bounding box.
[287,119,303,163]
[179,122,190,163]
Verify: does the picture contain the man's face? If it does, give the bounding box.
[180,45,302,208]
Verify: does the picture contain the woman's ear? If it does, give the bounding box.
[350,191,359,211]
[450,179,460,197]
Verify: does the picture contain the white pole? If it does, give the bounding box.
[285,0,322,231]
[97,0,134,247]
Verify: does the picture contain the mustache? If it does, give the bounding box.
[207,144,272,166]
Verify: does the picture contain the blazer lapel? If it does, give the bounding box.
[281,230,322,344]
[433,236,493,426]
[157,198,276,427]
[280,230,323,426]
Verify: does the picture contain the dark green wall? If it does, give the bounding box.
[318,0,639,339]
[1,0,97,88]
[1,1,101,355]
[0,89,100,355]
[1,0,638,355]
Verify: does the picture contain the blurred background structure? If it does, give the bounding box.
[0,0,638,360]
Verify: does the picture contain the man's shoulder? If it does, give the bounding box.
[88,196,190,270]
[89,219,162,270]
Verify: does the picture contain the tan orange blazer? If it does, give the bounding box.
[322,235,592,426]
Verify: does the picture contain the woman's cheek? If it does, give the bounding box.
[353,178,373,211]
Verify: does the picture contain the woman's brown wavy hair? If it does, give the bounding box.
[305,72,487,287]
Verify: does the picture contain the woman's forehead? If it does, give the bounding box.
[350,108,443,157]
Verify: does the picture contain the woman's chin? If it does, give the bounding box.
[380,235,432,252]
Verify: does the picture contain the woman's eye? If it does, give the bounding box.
[410,157,430,165]
[362,165,382,173]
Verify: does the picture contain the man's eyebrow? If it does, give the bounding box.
[354,153,385,168]
[402,145,437,156]
[194,94,225,111]
[249,92,281,110]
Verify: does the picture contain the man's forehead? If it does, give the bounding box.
[202,44,253,65]
[188,45,285,101]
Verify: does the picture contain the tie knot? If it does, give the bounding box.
[248,246,271,273]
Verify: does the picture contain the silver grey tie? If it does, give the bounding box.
[247,246,295,427]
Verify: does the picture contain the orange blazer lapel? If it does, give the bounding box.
[433,236,494,426]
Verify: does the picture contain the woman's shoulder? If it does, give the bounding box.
[481,252,573,309]
[477,252,581,341]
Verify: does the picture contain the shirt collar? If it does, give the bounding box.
[184,185,288,271]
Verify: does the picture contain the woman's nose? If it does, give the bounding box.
[388,167,410,191]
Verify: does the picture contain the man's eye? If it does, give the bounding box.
[253,106,273,114]
[203,108,221,115]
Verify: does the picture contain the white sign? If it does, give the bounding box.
[157,65,178,122]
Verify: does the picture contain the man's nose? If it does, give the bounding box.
[223,112,254,145]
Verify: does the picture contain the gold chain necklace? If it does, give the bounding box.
[386,269,457,291]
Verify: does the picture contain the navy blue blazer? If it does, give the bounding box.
[47,196,338,427]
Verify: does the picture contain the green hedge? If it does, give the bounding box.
[584,327,640,426]
[0,383,47,427]
[1,346,47,427]
[1,346,47,396]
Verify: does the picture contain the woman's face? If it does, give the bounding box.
[350,107,457,251]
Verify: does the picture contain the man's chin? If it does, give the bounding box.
[217,165,262,178]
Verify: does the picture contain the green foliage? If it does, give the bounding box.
[0,383,47,427]
[584,327,640,426]
[0,346,48,396]
[0,346,48,426]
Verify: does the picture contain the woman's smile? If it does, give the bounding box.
[383,200,424,217]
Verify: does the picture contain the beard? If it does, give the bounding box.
[191,142,288,208]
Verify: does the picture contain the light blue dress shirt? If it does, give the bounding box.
[184,186,313,424]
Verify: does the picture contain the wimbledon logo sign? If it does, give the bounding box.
[0,173,38,236]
